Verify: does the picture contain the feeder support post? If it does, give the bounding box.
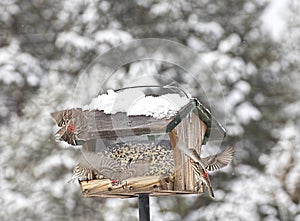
[138,194,150,221]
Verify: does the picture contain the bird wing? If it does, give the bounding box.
[79,151,120,178]
[129,163,150,177]
[201,146,234,171]
[112,168,136,181]
[79,151,150,181]
[111,161,150,181]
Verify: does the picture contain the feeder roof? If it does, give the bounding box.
[51,98,226,144]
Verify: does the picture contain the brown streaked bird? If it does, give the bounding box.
[178,144,234,198]
[54,110,88,145]
[68,164,95,183]
[51,109,73,127]
[190,160,215,198]
[199,146,234,171]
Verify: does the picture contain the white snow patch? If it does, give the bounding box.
[187,36,208,52]
[235,102,262,124]
[150,2,171,16]
[218,33,241,53]
[128,93,189,119]
[94,29,133,45]
[261,0,289,41]
[235,80,251,94]
[83,89,118,113]
[56,32,95,50]
[226,89,244,110]
[192,21,224,39]
[83,90,190,119]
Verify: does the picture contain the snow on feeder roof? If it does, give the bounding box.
[51,86,229,198]
[82,89,191,119]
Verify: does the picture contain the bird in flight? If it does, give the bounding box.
[178,144,234,198]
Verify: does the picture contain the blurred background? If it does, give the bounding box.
[0,0,299,220]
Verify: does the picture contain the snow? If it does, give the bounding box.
[94,29,133,45]
[0,39,43,87]
[187,36,208,52]
[150,2,171,16]
[56,31,96,50]
[0,0,20,25]
[83,89,190,119]
[235,101,262,124]
[235,80,251,94]
[218,33,241,53]
[128,93,189,118]
[99,1,111,12]
[246,62,257,76]
[261,0,289,41]
[192,21,224,39]
[187,14,224,39]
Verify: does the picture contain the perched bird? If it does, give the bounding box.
[190,160,215,198]
[53,109,88,145]
[58,109,74,127]
[51,109,73,127]
[68,164,95,183]
[178,144,234,198]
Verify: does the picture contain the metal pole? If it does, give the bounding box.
[138,194,150,221]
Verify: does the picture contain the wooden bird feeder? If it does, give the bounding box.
[51,89,226,199]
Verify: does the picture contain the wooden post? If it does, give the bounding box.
[168,112,207,192]
[168,129,185,191]
[138,194,150,221]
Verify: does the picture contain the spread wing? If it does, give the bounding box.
[201,146,234,171]
[79,151,150,181]
[129,163,150,177]
[79,151,120,178]
[111,161,150,181]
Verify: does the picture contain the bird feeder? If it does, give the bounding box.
[51,87,226,199]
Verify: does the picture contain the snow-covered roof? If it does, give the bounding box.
[83,89,190,119]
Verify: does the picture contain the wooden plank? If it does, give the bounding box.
[84,190,202,198]
[188,113,205,191]
[186,113,194,191]
[168,112,207,192]
[80,176,163,196]
[79,174,200,198]
[174,115,192,191]
[79,111,174,140]
[168,129,185,191]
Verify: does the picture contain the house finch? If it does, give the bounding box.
[178,144,234,198]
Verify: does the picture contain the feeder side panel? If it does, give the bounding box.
[168,112,207,192]
[82,111,173,140]
[168,129,185,191]
[174,113,196,192]
[179,118,192,192]
[186,112,207,190]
